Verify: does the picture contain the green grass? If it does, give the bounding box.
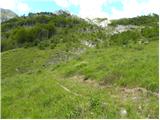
[1,40,158,118]
[57,41,158,92]
[2,70,158,118]
[2,47,54,78]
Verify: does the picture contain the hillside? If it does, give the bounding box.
[1,11,159,118]
[0,8,18,22]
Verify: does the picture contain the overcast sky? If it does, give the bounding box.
[0,0,159,19]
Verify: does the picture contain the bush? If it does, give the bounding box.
[141,25,159,40]
[38,41,49,50]
[110,30,141,46]
[1,39,15,51]
[14,28,28,44]
[89,95,101,109]
[50,44,57,49]
[109,14,159,26]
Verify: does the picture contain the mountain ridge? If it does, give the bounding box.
[1,8,18,22]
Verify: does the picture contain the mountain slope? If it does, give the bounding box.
[1,11,159,118]
[0,8,17,22]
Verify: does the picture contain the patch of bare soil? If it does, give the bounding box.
[70,75,159,98]
[71,75,100,88]
[120,87,159,98]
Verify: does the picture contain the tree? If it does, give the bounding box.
[14,28,28,44]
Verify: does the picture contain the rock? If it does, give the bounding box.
[120,108,127,117]
[1,8,18,22]
[101,102,108,109]
[132,96,139,100]
[138,105,142,110]
[90,112,94,115]
[15,68,19,72]
[144,41,149,44]
[81,40,96,48]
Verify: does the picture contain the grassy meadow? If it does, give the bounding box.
[2,41,159,118]
[1,12,159,118]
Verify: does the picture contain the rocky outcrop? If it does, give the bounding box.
[1,8,17,22]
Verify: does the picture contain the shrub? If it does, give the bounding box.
[141,25,159,40]
[75,61,88,68]
[110,30,141,46]
[14,27,28,44]
[38,41,49,50]
[109,14,159,26]
[50,44,57,49]
[1,39,15,51]
[89,95,101,109]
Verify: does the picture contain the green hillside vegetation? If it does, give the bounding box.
[1,11,159,118]
[109,14,158,26]
[1,10,101,51]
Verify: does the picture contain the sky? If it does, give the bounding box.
[0,0,159,19]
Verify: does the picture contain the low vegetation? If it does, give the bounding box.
[1,11,159,118]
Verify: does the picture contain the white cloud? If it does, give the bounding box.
[78,0,108,18]
[0,0,30,15]
[2,0,158,18]
[53,0,70,8]
[17,2,30,13]
[53,0,159,19]
[108,0,160,19]
[53,0,79,7]
[142,0,160,14]
[53,0,108,18]
[0,0,17,9]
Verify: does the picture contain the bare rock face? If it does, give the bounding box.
[92,18,111,27]
[120,108,127,117]
[86,18,111,27]
[113,25,138,34]
[0,8,18,22]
